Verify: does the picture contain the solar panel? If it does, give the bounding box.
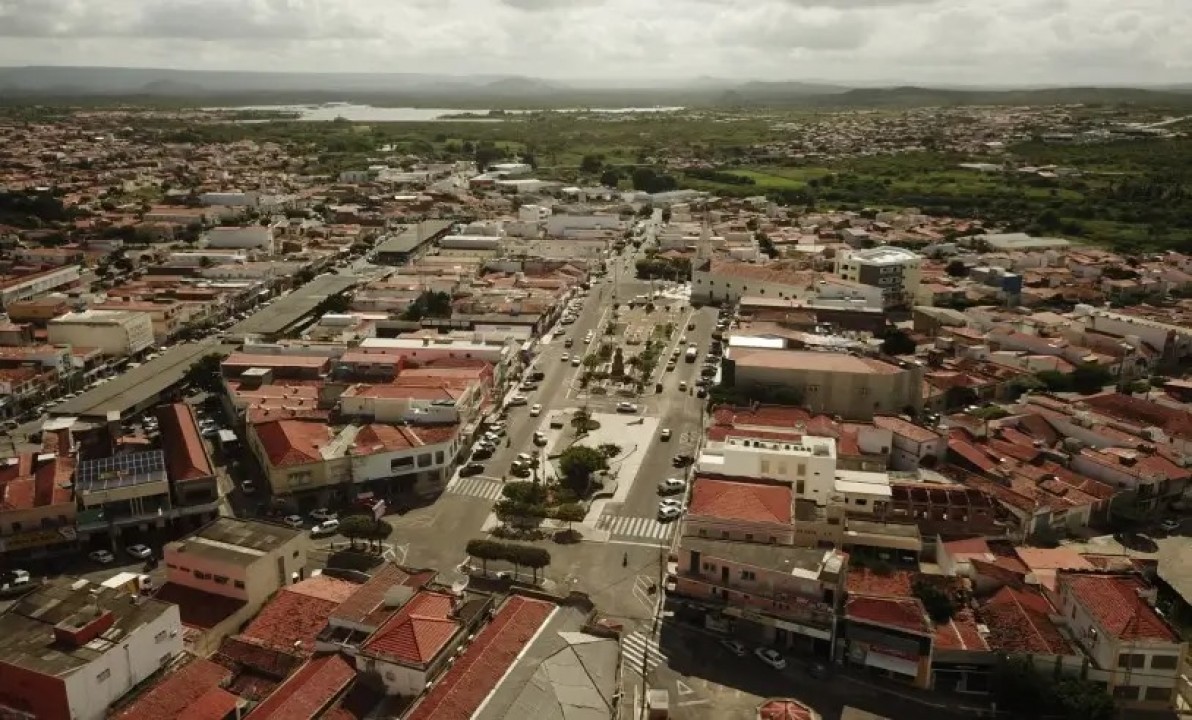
[75,451,167,492]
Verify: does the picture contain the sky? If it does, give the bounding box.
[0,0,1189,86]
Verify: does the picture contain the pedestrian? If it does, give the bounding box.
[622,552,628,567]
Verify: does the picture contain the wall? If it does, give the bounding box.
[163,549,249,601]
[0,659,72,719]
[733,361,923,420]
[62,603,183,720]
[699,438,837,503]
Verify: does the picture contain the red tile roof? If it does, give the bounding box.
[688,477,792,524]
[406,595,554,720]
[240,580,354,654]
[0,454,75,510]
[979,586,1072,654]
[1083,393,1192,441]
[361,590,459,667]
[933,609,990,652]
[251,419,333,468]
[245,654,356,720]
[331,564,434,627]
[156,403,214,483]
[845,568,915,598]
[758,698,815,720]
[112,656,234,720]
[947,438,998,473]
[845,595,933,636]
[177,687,241,720]
[285,574,359,604]
[213,636,304,680]
[1061,572,1178,642]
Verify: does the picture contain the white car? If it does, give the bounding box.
[572,356,581,367]
[530,403,543,417]
[282,515,304,528]
[561,353,570,362]
[754,647,787,670]
[310,519,340,537]
[658,477,686,494]
[658,501,684,521]
[310,508,337,522]
[89,549,116,564]
[508,394,528,407]
[720,639,747,657]
[660,428,672,441]
[616,402,638,414]
[126,544,153,560]
[1161,519,1181,532]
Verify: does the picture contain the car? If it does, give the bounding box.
[572,356,581,366]
[460,462,486,477]
[665,361,676,372]
[561,353,570,362]
[564,338,574,348]
[310,519,340,537]
[695,387,707,399]
[508,394,529,407]
[516,452,536,464]
[658,504,683,521]
[533,431,548,446]
[282,515,304,529]
[659,498,684,511]
[89,549,116,564]
[510,464,532,478]
[616,402,638,414]
[310,508,337,522]
[1161,518,1181,532]
[678,381,687,391]
[720,639,747,657]
[754,647,787,669]
[520,381,539,391]
[658,477,686,494]
[672,454,695,468]
[530,403,543,417]
[687,321,696,331]
[472,447,494,461]
[660,428,672,441]
[126,544,153,560]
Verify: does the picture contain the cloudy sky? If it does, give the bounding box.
[0,0,1188,86]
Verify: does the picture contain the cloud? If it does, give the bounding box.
[0,0,1188,85]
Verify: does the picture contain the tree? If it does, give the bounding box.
[912,579,955,623]
[338,515,377,551]
[945,259,969,277]
[1070,363,1113,394]
[991,656,1115,720]
[557,445,608,496]
[880,330,917,356]
[598,443,622,459]
[553,503,586,529]
[474,143,503,172]
[502,481,547,505]
[519,152,537,169]
[183,353,225,393]
[516,545,551,583]
[466,538,503,575]
[494,499,548,528]
[599,169,620,188]
[579,154,603,174]
[366,519,394,552]
[1036,369,1072,392]
[401,290,453,321]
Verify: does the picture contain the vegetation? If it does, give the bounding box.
[709,383,804,407]
[183,353,225,393]
[401,290,454,321]
[337,516,393,552]
[465,539,552,583]
[880,330,917,356]
[635,256,692,282]
[990,656,1116,720]
[557,445,609,496]
[1035,364,1114,395]
[911,579,956,623]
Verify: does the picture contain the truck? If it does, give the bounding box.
[684,347,698,363]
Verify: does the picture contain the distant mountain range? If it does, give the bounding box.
[1,66,1190,109]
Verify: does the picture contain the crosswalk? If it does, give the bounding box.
[597,514,677,542]
[621,630,667,677]
[445,475,504,501]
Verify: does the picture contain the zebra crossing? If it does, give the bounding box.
[445,475,504,501]
[597,514,676,542]
[621,630,667,677]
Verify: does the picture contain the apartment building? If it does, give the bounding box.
[0,578,183,720]
[698,433,838,506]
[835,246,923,309]
[725,349,924,420]
[47,310,155,357]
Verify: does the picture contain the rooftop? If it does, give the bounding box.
[406,595,556,720]
[688,477,792,525]
[166,517,302,568]
[730,348,908,375]
[683,536,838,579]
[845,246,921,265]
[979,586,1072,655]
[844,595,933,636]
[239,577,358,655]
[229,273,359,337]
[112,655,237,720]
[244,653,356,720]
[156,403,214,483]
[74,450,167,494]
[1060,572,1178,643]
[330,564,435,628]
[361,590,460,667]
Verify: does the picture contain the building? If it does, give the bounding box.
[203,226,275,252]
[692,260,883,308]
[47,310,155,357]
[697,436,838,507]
[356,589,469,695]
[108,654,241,720]
[725,349,924,420]
[835,247,923,309]
[0,266,82,309]
[373,220,454,265]
[0,453,77,564]
[1056,571,1185,711]
[840,594,935,688]
[872,416,945,471]
[0,577,183,720]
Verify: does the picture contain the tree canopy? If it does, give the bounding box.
[557,445,609,496]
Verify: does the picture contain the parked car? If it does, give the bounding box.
[660,428,672,441]
[310,519,340,537]
[472,447,494,461]
[678,382,687,392]
[530,403,543,417]
[571,356,581,367]
[695,387,707,399]
[0,569,32,596]
[460,462,486,477]
[561,353,570,363]
[310,508,337,522]
[672,454,695,468]
[126,544,153,560]
[754,647,787,670]
[657,503,683,521]
[564,338,574,348]
[1161,518,1181,533]
[658,477,687,494]
[89,549,115,564]
[508,394,528,407]
[720,639,747,657]
[282,515,304,529]
[510,464,532,478]
[533,431,548,447]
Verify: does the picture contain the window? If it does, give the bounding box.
[1150,655,1179,670]
[391,456,414,471]
[97,669,111,682]
[797,464,806,476]
[806,384,820,392]
[213,575,229,585]
[855,499,868,506]
[155,630,167,643]
[234,580,246,589]
[1145,686,1172,702]
[1112,685,1139,700]
[740,570,756,581]
[435,451,444,464]
[417,453,432,467]
[193,571,211,580]
[796,480,805,494]
[1119,653,1146,669]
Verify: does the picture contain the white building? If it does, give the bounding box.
[357,337,511,366]
[0,578,183,720]
[835,246,923,309]
[203,225,275,252]
[545,214,624,238]
[48,310,155,357]
[692,260,883,308]
[699,433,839,504]
[0,265,81,309]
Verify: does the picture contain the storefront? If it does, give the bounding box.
[723,606,835,656]
[0,525,79,564]
[931,660,994,694]
[839,620,933,689]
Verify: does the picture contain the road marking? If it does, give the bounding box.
[632,575,657,611]
[677,699,711,708]
[607,538,670,549]
[621,630,667,677]
[445,476,504,501]
[676,680,695,696]
[597,514,677,541]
